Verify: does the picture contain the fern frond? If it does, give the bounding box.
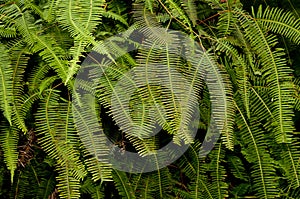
[0,43,13,125]
[0,25,16,38]
[36,173,57,199]
[72,94,112,182]
[280,141,300,189]
[56,162,81,199]
[85,43,160,156]
[163,0,193,29]
[227,154,248,181]
[133,3,162,29]
[10,47,30,132]
[235,101,279,198]
[80,177,104,199]
[207,143,228,198]
[216,39,251,117]
[216,1,244,36]
[238,8,295,143]
[190,48,235,150]
[0,125,18,183]
[283,187,300,198]
[43,0,59,22]
[178,141,228,198]
[181,0,198,26]
[66,40,87,84]
[256,5,300,45]
[0,3,69,82]
[23,0,44,18]
[102,11,129,26]
[112,169,136,198]
[147,168,172,198]
[35,89,87,198]
[27,62,52,91]
[56,0,103,44]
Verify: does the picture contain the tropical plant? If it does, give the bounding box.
[0,0,300,198]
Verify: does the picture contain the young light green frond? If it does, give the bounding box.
[10,48,30,132]
[56,0,104,45]
[56,163,81,199]
[66,40,88,84]
[13,90,41,133]
[43,0,59,22]
[144,0,156,13]
[38,76,58,94]
[0,125,18,183]
[255,5,300,45]
[31,34,69,83]
[0,43,13,125]
[102,11,129,27]
[57,0,107,84]
[0,26,16,38]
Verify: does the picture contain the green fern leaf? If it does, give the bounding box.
[112,169,136,198]
[235,101,279,198]
[239,8,295,143]
[0,125,18,183]
[0,44,13,125]
[256,5,300,45]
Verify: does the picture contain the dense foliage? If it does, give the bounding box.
[1,0,300,198]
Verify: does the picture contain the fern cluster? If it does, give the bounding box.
[0,0,300,198]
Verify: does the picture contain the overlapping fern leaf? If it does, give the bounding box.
[237,7,295,144]
[35,90,86,198]
[235,100,279,198]
[0,2,69,82]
